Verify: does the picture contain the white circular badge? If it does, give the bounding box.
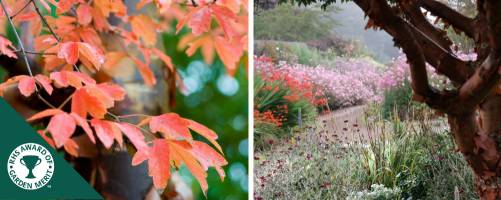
[7,143,54,190]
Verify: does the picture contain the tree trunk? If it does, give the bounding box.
[449,95,501,199]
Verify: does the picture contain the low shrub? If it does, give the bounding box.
[254,75,317,149]
[381,81,413,119]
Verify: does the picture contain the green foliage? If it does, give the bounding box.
[381,81,420,120]
[255,40,339,66]
[255,4,338,42]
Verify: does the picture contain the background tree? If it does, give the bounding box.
[255,4,338,42]
[278,0,501,198]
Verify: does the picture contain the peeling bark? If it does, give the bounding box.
[350,0,501,198]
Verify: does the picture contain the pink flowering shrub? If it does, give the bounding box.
[380,52,477,91]
[256,56,384,108]
[256,51,477,110]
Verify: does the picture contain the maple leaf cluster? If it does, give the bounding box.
[0,0,245,193]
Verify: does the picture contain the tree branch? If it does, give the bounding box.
[402,1,452,51]
[405,21,474,84]
[353,0,438,102]
[420,0,475,38]
[457,0,501,110]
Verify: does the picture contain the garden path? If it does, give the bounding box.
[317,105,371,145]
[254,105,373,198]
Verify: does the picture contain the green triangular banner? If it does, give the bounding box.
[0,98,102,199]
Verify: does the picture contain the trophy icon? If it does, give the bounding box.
[20,155,41,179]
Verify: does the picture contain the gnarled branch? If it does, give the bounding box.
[420,0,475,38]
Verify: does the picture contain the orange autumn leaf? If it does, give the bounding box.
[71,87,107,119]
[58,42,79,65]
[102,52,127,70]
[211,5,239,40]
[215,36,243,75]
[48,113,76,148]
[57,42,104,71]
[179,33,215,64]
[187,119,223,153]
[217,0,241,13]
[0,36,17,59]
[78,27,103,48]
[90,119,118,148]
[35,74,54,95]
[27,109,64,122]
[50,71,96,88]
[70,113,96,143]
[78,42,105,71]
[77,4,93,25]
[149,113,192,140]
[131,57,157,87]
[191,141,227,180]
[144,139,171,189]
[0,0,239,193]
[115,123,148,151]
[131,15,157,46]
[96,83,126,101]
[17,76,36,97]
[64,139,80,157]
[176,6,211,35]
[169,140,208,194]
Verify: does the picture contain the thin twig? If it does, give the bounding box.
[107,112,121,122]
[32,0,60,42]
[15,50,56,55]
[57,93,74,109]
[117,114,151,118]
[37,94,57,108]
[0,0,34,77]
[10,0,33,19]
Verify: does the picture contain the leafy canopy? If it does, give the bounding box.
[0,0,247,194]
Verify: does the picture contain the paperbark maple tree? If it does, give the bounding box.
[279,0,500,198]
[0,0,247,196]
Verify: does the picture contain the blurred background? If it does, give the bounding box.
[163,32,249,200]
